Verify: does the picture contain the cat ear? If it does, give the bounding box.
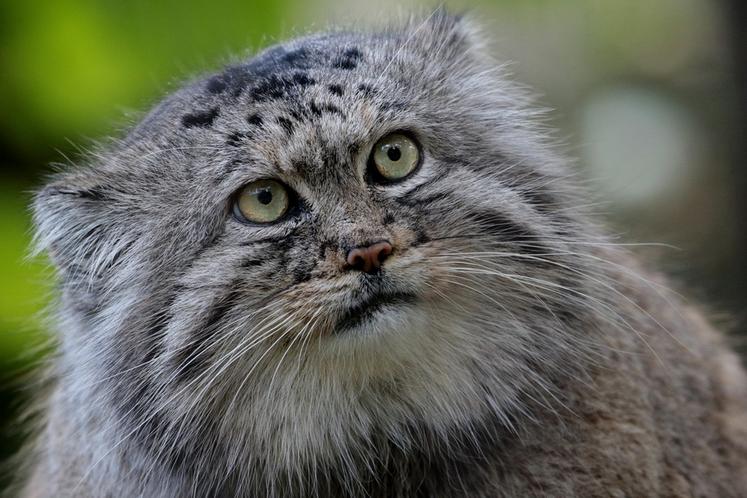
[407,9,490,66]
[32,170,136,290]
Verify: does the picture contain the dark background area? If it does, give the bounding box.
[0,0,745,490]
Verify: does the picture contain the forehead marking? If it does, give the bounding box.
[226,131,250,147]
[292,72,316,86]
[203,44,319,98]
[357,83,377,97]
[277,116,295,136]
[205,66,252,97]
[309,101,344,118]
[247,113,263,127]
[182,107,219,128]
[328,84,344,96]
[332,47,363,70]
[249,72,318,103]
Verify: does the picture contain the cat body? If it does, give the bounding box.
[20,13,747,497]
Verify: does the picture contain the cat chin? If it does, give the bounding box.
[327,302,432,345]
[333,298,418,335]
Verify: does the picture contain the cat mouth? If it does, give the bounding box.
[334,291,418,333]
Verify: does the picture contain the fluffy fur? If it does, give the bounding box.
[19,12,747,497]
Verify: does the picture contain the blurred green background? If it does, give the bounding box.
[1,0,745,489]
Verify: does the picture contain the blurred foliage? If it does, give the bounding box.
[0,181,47,365]
[0,0,295,167]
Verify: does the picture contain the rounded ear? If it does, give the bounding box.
[405,9,491,67]
[32,170,138,295]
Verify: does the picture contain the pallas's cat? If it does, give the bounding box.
[20,12,747,498]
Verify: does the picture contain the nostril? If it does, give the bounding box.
[345,241,393,273]
[350,253,365,270]
[374,242,393,263]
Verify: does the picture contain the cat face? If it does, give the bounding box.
[34,13,597,485]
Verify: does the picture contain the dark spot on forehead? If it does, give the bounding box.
[281,47,313,68]
[226,131,250,147]
[250,75,287,101]
[277,116,295,135]
[309,100,343,118]
[322,102,343,116]
[289,107,306,123]
[292,72,316,86]
[205,66,253,97]
[182,107,219,128]
[378,101,407,112]
[223,159,244,176]
[357,83,376,97]
[206,76,227,94]
[328,84,343,96]
[247,114,263,127]
[334,59,358,70]
[333,47,363,70]
[205,44,321,99]
[309,101,322,116]
[244,45,287,75]
[249,71,318,103]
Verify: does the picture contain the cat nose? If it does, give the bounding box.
[345,241,393,273]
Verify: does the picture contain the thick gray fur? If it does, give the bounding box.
[19,12,747,497]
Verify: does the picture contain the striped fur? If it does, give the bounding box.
[20,12,747,497]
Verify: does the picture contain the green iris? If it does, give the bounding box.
[372,133,420,181]
[235,179,290,223]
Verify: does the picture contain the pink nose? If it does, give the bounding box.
[346,241,393,273]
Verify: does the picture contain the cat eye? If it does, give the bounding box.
[370,132,420,182]
[234,179,290,224]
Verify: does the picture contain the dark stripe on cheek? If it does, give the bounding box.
[241,257,264,268]
[174,287,240,382]
[142,299,176,364]
[518,186,556,215]
[292,266,312,284]
[239,235,288,247]
[469,210,547,255]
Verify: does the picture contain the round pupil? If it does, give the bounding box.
[386,146,401,162]
[257,189,273,205]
